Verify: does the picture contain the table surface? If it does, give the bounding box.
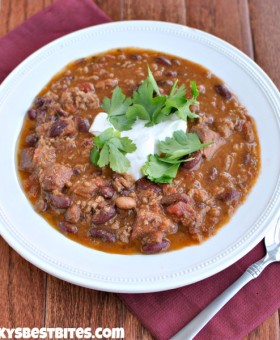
[0,0,280,339]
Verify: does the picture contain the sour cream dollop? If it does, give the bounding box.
[89,112,187,180]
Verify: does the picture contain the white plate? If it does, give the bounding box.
[0,21,280,293]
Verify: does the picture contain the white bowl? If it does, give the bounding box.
[0,21,280,293]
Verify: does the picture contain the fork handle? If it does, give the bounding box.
[170,255,272,340]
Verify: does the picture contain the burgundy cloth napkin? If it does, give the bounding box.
[1,1,280,339]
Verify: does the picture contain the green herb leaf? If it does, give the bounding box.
[191,80,199,100]
[147,66,161,96]
[142,130,212,183]
[101,67,201,129]
[108,144,131,173]
[90,146,100,165]
[90,128,136,173]
[159,130,211,160]
[102,87,134,131]
[142,155,180,184]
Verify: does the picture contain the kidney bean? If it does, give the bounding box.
[172,59,181,65]
[120,189,132,196]
[56,108,70,117]
[75,116,90,132]
[115,197,136,210]
[165,70,177,77]
[34,97,52,109]
[27,109,38,120]
[215,84,232,100]
[73,168,81,175]
[155,56,172,66]
[158,79,173,87]
[244,153,251,164]
[130,54,142,61]
[58,221,78,234]
[49,119,68,138]
[99,186,115,199]
[141,238,170,254]
[217,189,241,205]
[92,205,116,225]
[182,151,202,170]
[65,204,81,223]
[161,193,190,205]
[90,228,116,242]
[35,198,48,212]
[49,193,72,209]
[136,178,161,194]
[26,133,38,147]
[19,148,34,172]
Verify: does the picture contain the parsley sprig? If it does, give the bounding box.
[90,128,136,173]
[101,67,200,131]
[142,130,212,183]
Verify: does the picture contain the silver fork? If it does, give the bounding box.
[171,217,280,340]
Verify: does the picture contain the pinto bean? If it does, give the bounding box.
[215,84,232,100]
[115,197,136,210]
[99,186,115,199]
[58,221,78,234]
[182,151,202,170]
[155,56,172,66]
[26,133,38,147]
[75,116,90,132]
[49,193,72,209]
[90,228,116,242]
[161,193,190,205]
[136,178,161,194]
[49,119,68,138]
[92,205,116,225]
[141,239,170,254]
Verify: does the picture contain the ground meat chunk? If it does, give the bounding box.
[39,163,73,191]
[191,125,225,159]
[113,174,135,192]
[33,142,56,168]
[71,177,105,198]
[60,85,99,112]
[131,208,177,244]
[19,148,35,172]
[216,118,235,138]
[242,121,255,142]
[161,193,190,205]
[36,121,53,137]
